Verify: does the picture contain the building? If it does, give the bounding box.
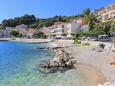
[40,26,53,36]
[5,27,12,37]
[80,25,89,32]
[65,20,89,35]
[51,24,65,36]
[72,17,88,25]
[40,20,89,38]
[65,23,81,34]
[0,27,13,38]
[25,29,38,38]
[16,24,27,34]
[94,4,115,22]
[51,21,89,37]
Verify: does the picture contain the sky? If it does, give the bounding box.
[0,0,115,22]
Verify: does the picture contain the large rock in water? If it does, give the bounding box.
[40,48,76,70]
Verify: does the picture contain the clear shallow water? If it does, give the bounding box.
[0,41,84,86]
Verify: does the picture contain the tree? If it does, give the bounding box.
[71,33,80,44]
[110,20,115,47]
[29,22,39,28]
[20,14,37,25]
[2,19,11,27]
[83,8,90,18]
[10,30,20,37]
[32,32,47,38]
[83,8,104,36]
[2,14,37,27]
[0,24,4,30]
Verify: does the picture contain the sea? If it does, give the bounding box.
[0,41,85,86]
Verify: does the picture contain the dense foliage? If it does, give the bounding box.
[32,32,47,38]
[2,14,37,27]
[110,20,115,33]
[10,30,20,37]
[110,20,115,47]
[0,14,84,29]
[83,9,105,37]
[0,9,113,38]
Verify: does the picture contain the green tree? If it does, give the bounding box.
[32,32,47,38]
[110,20,115,47]
[83,8,90,18]
[29,22,39,28]
[83,8,104,36]
[71,33,80,44]
[2,14,37,27]
[10,30,20,37]
[0,24,4,30]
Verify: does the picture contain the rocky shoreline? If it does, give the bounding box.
[38,41,115,86]
[39,47,76,72]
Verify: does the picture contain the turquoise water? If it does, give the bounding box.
[0,41,84,86]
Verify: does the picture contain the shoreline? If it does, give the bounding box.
[11,38,51,43]
[67,45,115,86]
[52,41,114,86]
[15,39,115,86]
[77,63,107,86]
[0,39,114,86]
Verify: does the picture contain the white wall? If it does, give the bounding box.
[80,25,89,32]
[71,23,81,33]
[16,24,27,33]
[66,23,81,34]
[53,27,64,35]
[6,27,13,37]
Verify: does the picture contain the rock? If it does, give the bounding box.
[98,82,115,86]
[39,48,77,72]
[97,50,103,52]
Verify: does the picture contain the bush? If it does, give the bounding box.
[32,32,47,38]
[99,43,105,49]
[10,30,20,37]
[83,43,90,46]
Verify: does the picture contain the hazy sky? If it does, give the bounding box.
[0,0,115,22]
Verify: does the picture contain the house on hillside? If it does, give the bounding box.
[5,27,12,37]
[51,24,65,36]
[50,21,89,38]
[25,29,38,38]
[40,20,89,39]
[0,27,13,38]
[94,4,115,22]
[16,24,27,34]
[40,26,53,36]
[65,20,89,37]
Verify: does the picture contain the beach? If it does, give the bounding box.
[2,38,115,86]
[11,38,51,43]
[51,40,115,86]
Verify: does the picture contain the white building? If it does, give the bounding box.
[94,4,115,22]
[16,24,27,33]
[5,27,12,37]
[80,25,89,32]
[0,30,7,37]
[66,23,81,35]
[49,22,89,38]
[52,27,64,35]
[50,24,65,36]
[25,29,38,38]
